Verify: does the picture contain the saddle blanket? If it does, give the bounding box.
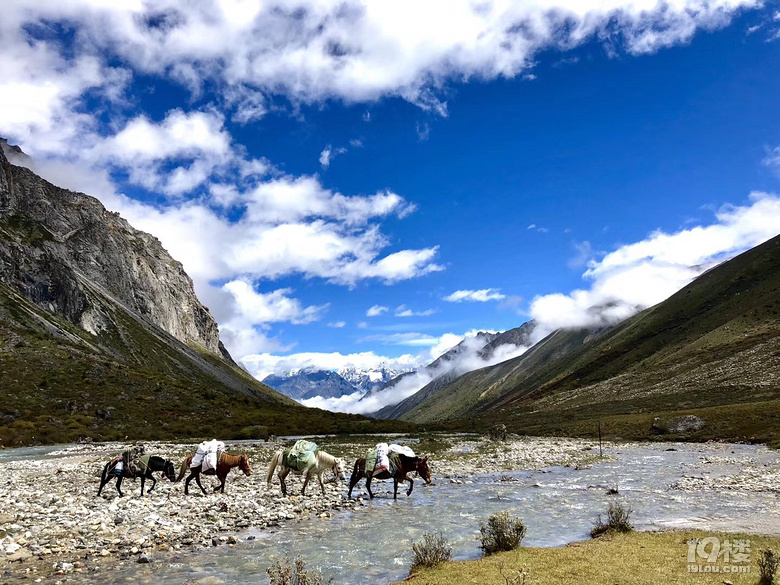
[191,439,225,472]
[283,439,318,471]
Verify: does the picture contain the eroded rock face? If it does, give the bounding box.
[0,141,222,355]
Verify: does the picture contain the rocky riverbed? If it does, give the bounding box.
[0,435,603,582]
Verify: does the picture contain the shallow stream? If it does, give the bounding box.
[94,441,780,584]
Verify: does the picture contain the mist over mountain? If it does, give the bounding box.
[299,327,536,414]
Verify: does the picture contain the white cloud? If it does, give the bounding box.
[366,305,389,317]
[529,192,780,333]
[222,280,329,325]
[327,321,346,328]
[1,0,760,135]
[360,332,440,347]
[319,146,333,168]
[394,304,436,317]
[89,109,242,195]
[445,288,506,302]
[763,146,780,172]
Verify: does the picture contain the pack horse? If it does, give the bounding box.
[97,446,177,497]
[348,443,432,499]
[177,439,252,495]
[266,440,346,495]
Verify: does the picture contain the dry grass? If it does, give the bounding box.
[401,530,780,585]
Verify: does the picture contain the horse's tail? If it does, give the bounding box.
[176,454,192,482]
[351,457,361,481]
[266,450,282,488]
[100,460,112,484]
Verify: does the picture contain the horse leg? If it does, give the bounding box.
[184,472,194,495]
[194,472,207,495]
[116,475,124,497]
[147,472,157,494]
[279,468,289,496]
[301,470,311,496]
[140,475,146,497]
[366,475,375,499]
[347,461,362,499]
[317,472,326,495]
[393,478,399,500]
[406,474,414,496]
[214,471,226,493]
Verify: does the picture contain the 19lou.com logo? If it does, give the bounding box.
[687,537,751,574]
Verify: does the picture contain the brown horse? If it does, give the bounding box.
[177,452,252,495]
[348,453,432,499]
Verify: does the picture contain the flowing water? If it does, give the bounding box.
[91,441,780,585]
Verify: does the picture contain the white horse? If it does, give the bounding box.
[266,448,346,495]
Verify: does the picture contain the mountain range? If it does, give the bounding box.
[375,235,780,445]
[0,141,407,446]
[262,365,410,401]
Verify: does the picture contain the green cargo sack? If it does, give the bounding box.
[284,439,318,471]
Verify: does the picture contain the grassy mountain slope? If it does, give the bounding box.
[400,235,780,445]
[0,281,410,446]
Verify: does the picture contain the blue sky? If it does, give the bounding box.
[3,1,780,388]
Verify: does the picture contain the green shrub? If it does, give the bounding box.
[759,549,779,585]
[591,502,633,538]
[480,510,527,555]
[266,557,331,585]
[411,531,453,571]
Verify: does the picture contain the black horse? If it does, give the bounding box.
[97,455,176,497]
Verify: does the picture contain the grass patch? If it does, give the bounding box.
[401,530,780,585]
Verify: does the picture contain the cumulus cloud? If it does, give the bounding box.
[529,192,780,334]
[222,280,328,325]
[445,288,506,302]
[366,305,389,317]
[2,0,760,135]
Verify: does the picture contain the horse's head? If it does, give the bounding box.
[239,455,253,476]
[333,458,346,482]
[164,460,177,482]
[416,456,432,484]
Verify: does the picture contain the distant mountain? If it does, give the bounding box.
[391,234,780,445]
[338,365,412,394]
[0,141,407,445]
[263,369,358,401]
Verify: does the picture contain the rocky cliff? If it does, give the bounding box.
[0,140,226,358]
